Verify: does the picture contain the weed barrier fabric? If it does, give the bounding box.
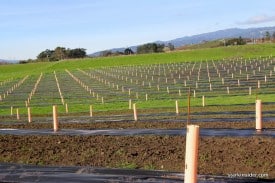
[0,128,274,137]
[0,163,272,183]
[2,111,275,124]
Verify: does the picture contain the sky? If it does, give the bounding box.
[0,0,275,60]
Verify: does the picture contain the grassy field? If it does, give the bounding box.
[1,43,275,117]
[1,43,275,80]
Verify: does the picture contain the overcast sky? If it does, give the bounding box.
[1,0,275,60]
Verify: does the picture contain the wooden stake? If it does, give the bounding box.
[133,103,137,121]
[202,95,205,107]
[27,107,32,123]
[90,105,93,117]
[53,105,58,132]
[256,100,262,131]
[16,108,20,120]
[175,100,179,115]
[10,106,13,116]
[187,90,191,125]
[65,103,68,113]
[129,99,132,109]
[184,125,200,183]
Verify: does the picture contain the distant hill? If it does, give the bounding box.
[0,59,18,64]
[89,26,275,57]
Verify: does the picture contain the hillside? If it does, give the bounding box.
[90,26,275,56]
[1,43,275,81]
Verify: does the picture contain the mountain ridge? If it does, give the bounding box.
[89,26,275,57]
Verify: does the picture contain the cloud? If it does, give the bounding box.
[238,15,275,25]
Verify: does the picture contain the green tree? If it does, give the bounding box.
[67,48,86,58]
[54,47,67,60]
[265,31,271,41]
[137,43,164,54]
[272,32,275,41]
[37,49,57,61]
[167,43,175,51]
[225,37,246,46]
[124,48,134,55]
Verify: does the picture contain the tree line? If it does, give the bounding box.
[99,43,175,57]
[37,47,86,61]
[20,47,87,64]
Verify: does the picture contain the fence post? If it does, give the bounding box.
[184,125,200,183]
[53,105,58,132]
[202,95,205,107]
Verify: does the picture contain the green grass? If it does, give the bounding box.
[1,44,275,116]
[1,43,275,81]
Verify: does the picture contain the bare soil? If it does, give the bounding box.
[0,121,274,179]
[0,136,274,178]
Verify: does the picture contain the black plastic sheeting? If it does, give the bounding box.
[0,163,273,183]
[0,128,274,137]
[2,114,275,124]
